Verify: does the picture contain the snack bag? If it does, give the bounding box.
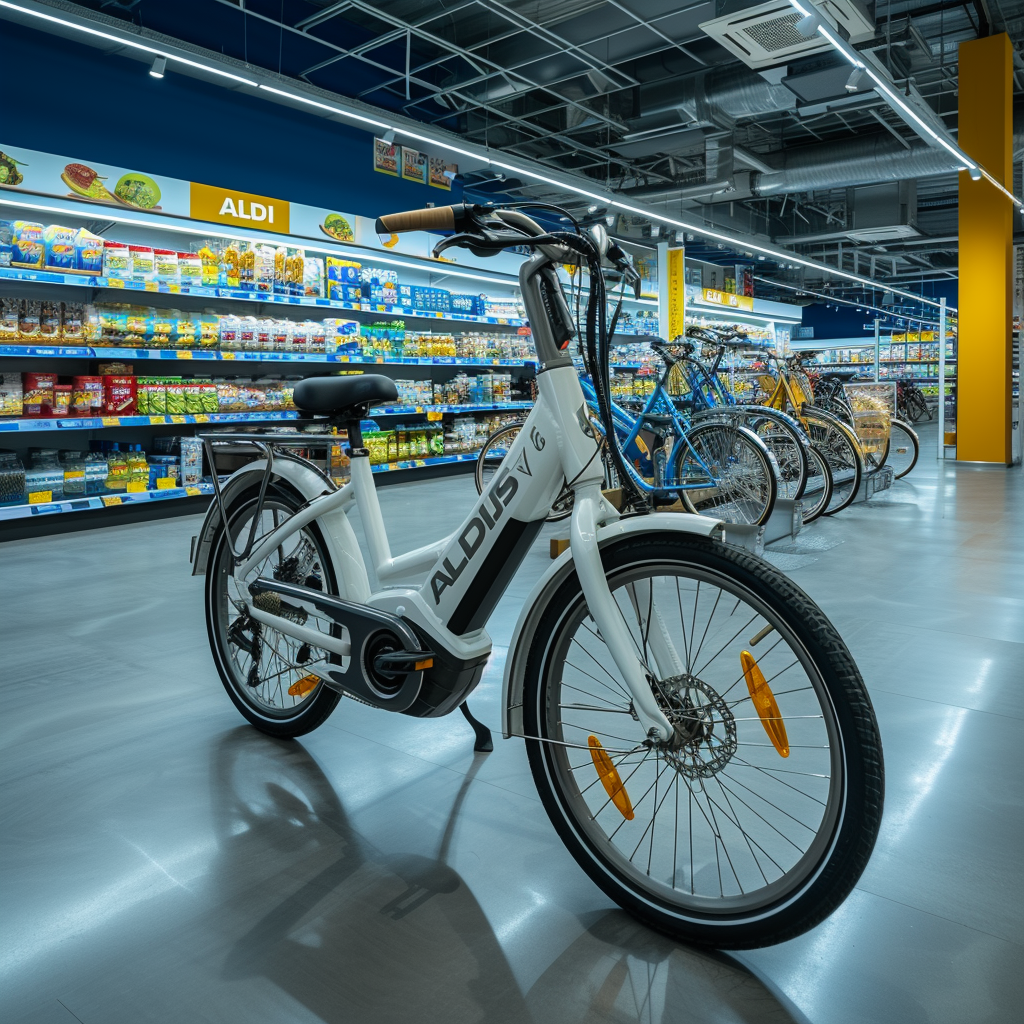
[0,373,24,417]
[74,229,104,275]
[43,225,78,271]
[19,300,41,338]
[102,375,137,416]
[198,245,220,286]
[129,245,155,282]
[0,297,18,339]
[164,379,186,415]
[102,241,131,280]
[39,301,61,339]
[61,302,85,341]
[11,221,44,269]
[183,381,204,415]
[154,249,179,284]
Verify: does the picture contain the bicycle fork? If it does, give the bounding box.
[569,484,675,743]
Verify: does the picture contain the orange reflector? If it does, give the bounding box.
[740,651,789,757]
[588,735,635,820]
[414,658,433,671]
[288,674,319,697]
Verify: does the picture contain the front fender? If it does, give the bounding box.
[500,513,762,738]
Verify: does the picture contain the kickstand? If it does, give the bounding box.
[460,702,493,753]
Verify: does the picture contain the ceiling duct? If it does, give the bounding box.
[755,137,956,195]
[699,0,875,70]
[639,65,797,123]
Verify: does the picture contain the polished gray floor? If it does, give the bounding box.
[2,424,1022,1024]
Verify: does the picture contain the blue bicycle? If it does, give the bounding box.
[477,341,779,526]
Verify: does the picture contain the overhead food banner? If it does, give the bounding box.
[0,142,494,274]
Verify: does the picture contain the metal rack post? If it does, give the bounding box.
[938,298,946,460]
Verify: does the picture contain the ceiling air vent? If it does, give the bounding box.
[699,1,875,70]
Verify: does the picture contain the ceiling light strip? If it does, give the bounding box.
[0,0,258,85]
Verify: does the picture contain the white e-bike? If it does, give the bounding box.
[191,204,883,949]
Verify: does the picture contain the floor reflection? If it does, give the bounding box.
[207,728,805,1024]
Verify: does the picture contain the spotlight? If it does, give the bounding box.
[757,255,766,261]
[845,68,863,92]
[381,129,396,145]
[149,56,166,78]
[796,13,819,37]
[967,166,982,181]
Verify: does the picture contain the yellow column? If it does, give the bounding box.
[957,33,1013,464]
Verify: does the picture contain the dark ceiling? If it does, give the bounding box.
[31,1,1024,301]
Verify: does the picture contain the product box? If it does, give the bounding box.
[102,375,137,416]
[0,221,13,269]
[71,375,103,416]
[22,372,57,417]
[43,383,72,418]
[75,229,104,275]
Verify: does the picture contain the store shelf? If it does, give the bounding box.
[0,402,532,433]
[0,268,527,327]
[0,482,214,522]
[371,452,482,474]
[0,344,537,368]
[0,411,301,433]
[0,452,485,522]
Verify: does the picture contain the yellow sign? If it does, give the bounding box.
[702,288,754,312]
[28,491,53,504]
[101,495,123,506]
[666,247,685,342]
[190,182,291,235]
[156,477,177,490]
[126,482,147,493]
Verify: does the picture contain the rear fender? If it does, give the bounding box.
[502,512,738,738]
[190,455,371,603]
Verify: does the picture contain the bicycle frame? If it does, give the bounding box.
[198,246,716,742]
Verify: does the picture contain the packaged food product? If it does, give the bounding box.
[179,437,203,486]
[253,243,276,294]
[306,320,326,354]
[43,225,78,271]
[22,372,56,416]
[271,320,292,353]
[221,242,241,288]
[105,444,128,491]
[0,373,24,417]
[125,306,150,344]
[74,229,104,276]
[199,382,218,414]
[287,250,305,296]
[61,302,85,341]
[149,309,175,347]
[238,316,258,351]
[102,375,136,416]
[148,454,180,488]
[129,245,155,282]
[0,452,25,506]
[197,315,220,350]
[143,379,167,415]
[61,451,86,496]
[219,313,240,350]
[11,221,45,269]
[217,379,242,413]
[43,383,71,417]
[164,379,186,415]
[39,301,61,339]
[96,361,133,376]
[274,246,288,295]
[290,320,308,354]
[18,299,41,338]
[178,251,202,286]
[174,314,198,349]
[0,221,13,269]
[198,245,220,286]
[25,464,63,502]
[1,297,19,339]
[85,451,108,494]
[256,318,273,351]
[303,257,324,297]
[183,381,204,415]
[154,249,179,284]
[102,240,131,279]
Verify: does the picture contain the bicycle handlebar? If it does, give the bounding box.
[374,204,468,235]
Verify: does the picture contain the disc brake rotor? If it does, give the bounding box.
[656,674,737,779]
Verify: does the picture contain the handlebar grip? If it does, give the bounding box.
[374,204,466,234]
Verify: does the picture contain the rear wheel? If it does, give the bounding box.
[802,409,863,516]
[886,419,920,479]
[672,423,778,526]
[800,444,834,525]
[523,534,884,949]
[206,484,342,738]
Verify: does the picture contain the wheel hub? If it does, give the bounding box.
[655,674,737,779]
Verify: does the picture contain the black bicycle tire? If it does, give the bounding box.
[206,482,343,738]
[888,419,920,479]
[522,533,884,949]
[800,443,834,524]
[802,408,863,516]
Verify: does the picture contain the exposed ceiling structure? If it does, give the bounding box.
[12,0,1024,307]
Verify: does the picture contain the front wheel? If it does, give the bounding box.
[522,534,883,949]
[672,423,778,526]
[885,419,920,479]
[802,409,863,516]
